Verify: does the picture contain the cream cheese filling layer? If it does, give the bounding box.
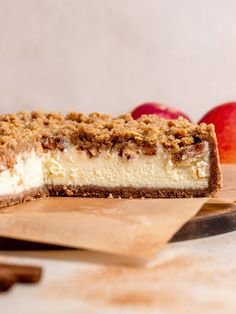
[43,145,210,189]
[0,150,44,196]
[0,143,210,196]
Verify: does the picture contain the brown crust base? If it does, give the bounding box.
[0,187,47,209]
[207,135,222,195]
[0,178,220,210]
[47,184,217,199]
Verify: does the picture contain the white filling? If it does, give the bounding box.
[0,150,44,196]
[43,146,209,189]
[0,144,210,196]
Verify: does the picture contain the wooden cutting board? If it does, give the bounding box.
[172,199,236,241]
[0,165,235,252]
[173,164,236,241]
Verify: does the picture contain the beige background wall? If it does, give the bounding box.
[0,0,235,121]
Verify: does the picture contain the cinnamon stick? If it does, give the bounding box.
[0,266,16,292]
[0,263,42,283]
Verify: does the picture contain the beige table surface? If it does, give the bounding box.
[1,232,236,314]
[0,165,235,314]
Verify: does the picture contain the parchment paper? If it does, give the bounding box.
[0,197,207,260]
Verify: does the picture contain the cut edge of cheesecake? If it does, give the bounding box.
[0,111,222,208]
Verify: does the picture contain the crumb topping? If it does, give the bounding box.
[0,110,216,169]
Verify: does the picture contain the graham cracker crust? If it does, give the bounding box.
[47,184,217,199]
[0,187,47,209]
[208,136,222,194]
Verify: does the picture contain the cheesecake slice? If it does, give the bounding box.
[0,111,222,207]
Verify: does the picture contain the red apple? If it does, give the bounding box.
[131,102,191,121]
[198,102,236,164]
